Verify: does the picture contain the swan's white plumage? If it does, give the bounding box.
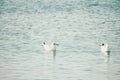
[100,43,110,56]
[100,43,110,62]
[43,42,58,53]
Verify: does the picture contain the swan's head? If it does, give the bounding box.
[43,42,45,45]
[100,43,104,46]
[53,43,59,46]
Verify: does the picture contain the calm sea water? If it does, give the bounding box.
[0,0,120,80]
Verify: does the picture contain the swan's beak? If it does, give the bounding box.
[55,44,59,46]
[100,43,104,46]
[43,42,45,45]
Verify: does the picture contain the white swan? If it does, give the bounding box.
[43,42,59,53]
[100,43,110,62]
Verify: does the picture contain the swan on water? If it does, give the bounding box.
[100,43,110,62]
[43,42,59,53]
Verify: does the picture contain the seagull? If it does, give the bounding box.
[43,42,59,59]
[43,42,58,52]
[100,43,110,62]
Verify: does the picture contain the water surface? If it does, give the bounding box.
[0,0,120,80]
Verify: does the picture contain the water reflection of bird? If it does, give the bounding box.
[43,42,59,59]
[100,43,110,62]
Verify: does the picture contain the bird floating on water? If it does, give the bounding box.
[43,42,59,52]
[100,43,110,62]
[43,42,59,59]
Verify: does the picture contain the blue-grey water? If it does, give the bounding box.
[0,0,120,80]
